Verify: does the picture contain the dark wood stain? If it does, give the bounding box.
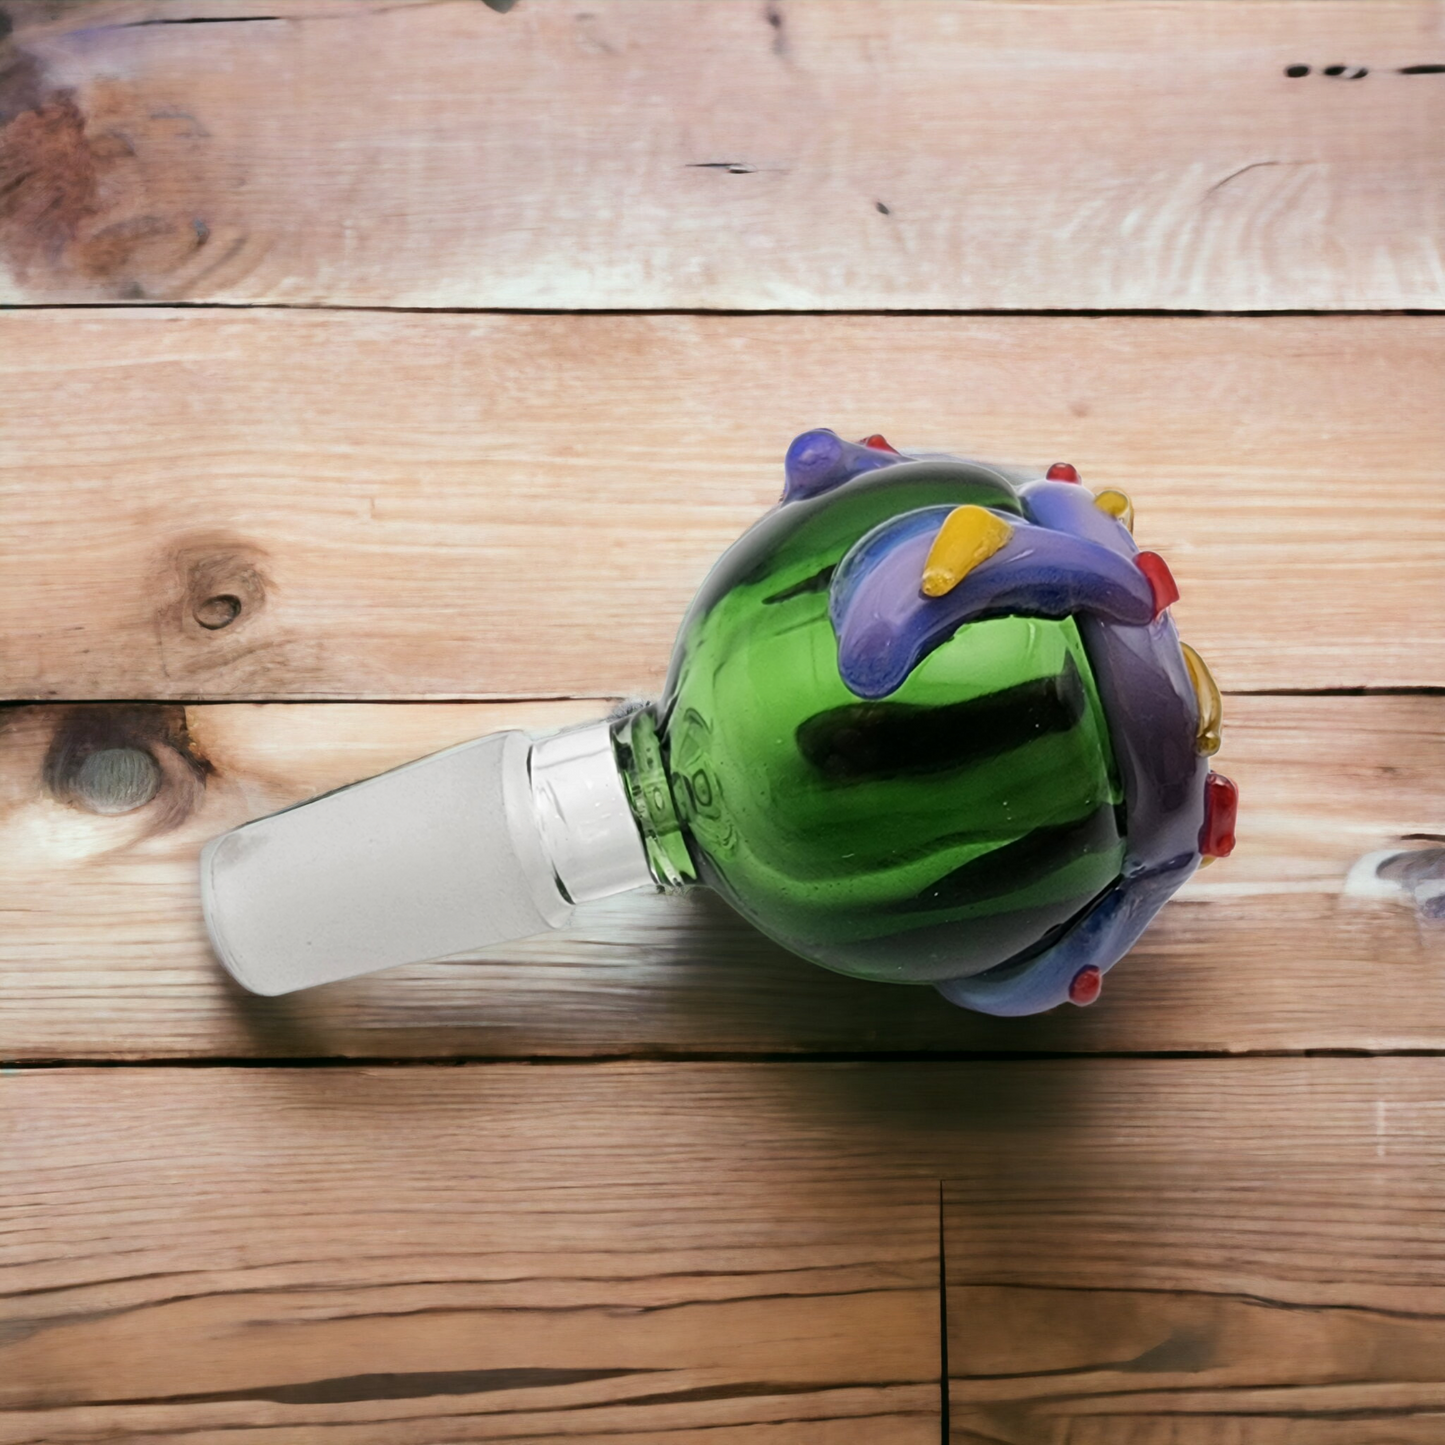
[765,1,790,60]
[117,14,281,27]
[72,1366,644,1409]
[614,1379,908,1407]
[0,8,219,293]
[1124,1328,1216,1373]
[153,534,272,666]
[0,92,100,272]
[42,703,212,831]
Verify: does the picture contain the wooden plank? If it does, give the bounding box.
[2,693,1441,1060]
[3,312,1441,699]
[2,1,1442,309]
[945,1061,1445,1442]
[4,1059,1444,1441]
[0,1062,943,1444]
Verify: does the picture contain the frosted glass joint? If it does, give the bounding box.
[529,721,653,903]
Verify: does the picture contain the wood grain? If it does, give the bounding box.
[3,0,1441,1434]
[945,1060,1445,1443]
[2,0,1442,309]
[3,1059,1443,1441]
[0,1062,944,1444]
[3,311,1441,700]
[2,693,1440,1060]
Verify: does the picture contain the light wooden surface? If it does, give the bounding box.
[1,694,1441,1059]
[3,312,1442,700]
[3,1,1443,310]
[0,1062,942,1444]
[2,1,1442,1440]
[944,1059,1445,1442]
[3,1060,1442,1443]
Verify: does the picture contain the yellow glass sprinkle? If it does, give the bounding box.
[1180,642,1222,756]
[920,506,1013,597]
[1093,488,1134,532]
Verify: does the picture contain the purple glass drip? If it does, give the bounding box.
[1020,478,1136,556]
[1081,613,1206,873]
[830,511,1157,700]
[782,428,905,502]
[935,857,1194,1016]
[821,471,1208,1017]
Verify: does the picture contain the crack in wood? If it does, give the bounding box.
[117,15,283,27]
[36,1367,646,1409]
[939,1181,950,1442]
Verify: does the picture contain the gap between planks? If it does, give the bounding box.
[5,306,1445,317]
[8,1049,1445,1070]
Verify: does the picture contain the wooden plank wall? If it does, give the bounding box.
[2,1,1442,309]
[3,693,1443,1059]
[3,314,1442,698]
[2,3,1443,1442]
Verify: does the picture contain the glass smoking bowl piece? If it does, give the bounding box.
[201,431,1236,1015]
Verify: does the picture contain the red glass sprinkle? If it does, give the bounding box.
[1069,965,1102,1006]
[860,434,898,453]
[1134,551,1180,616]
[1045,462,1081,483]
[1199,771,1238,858]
